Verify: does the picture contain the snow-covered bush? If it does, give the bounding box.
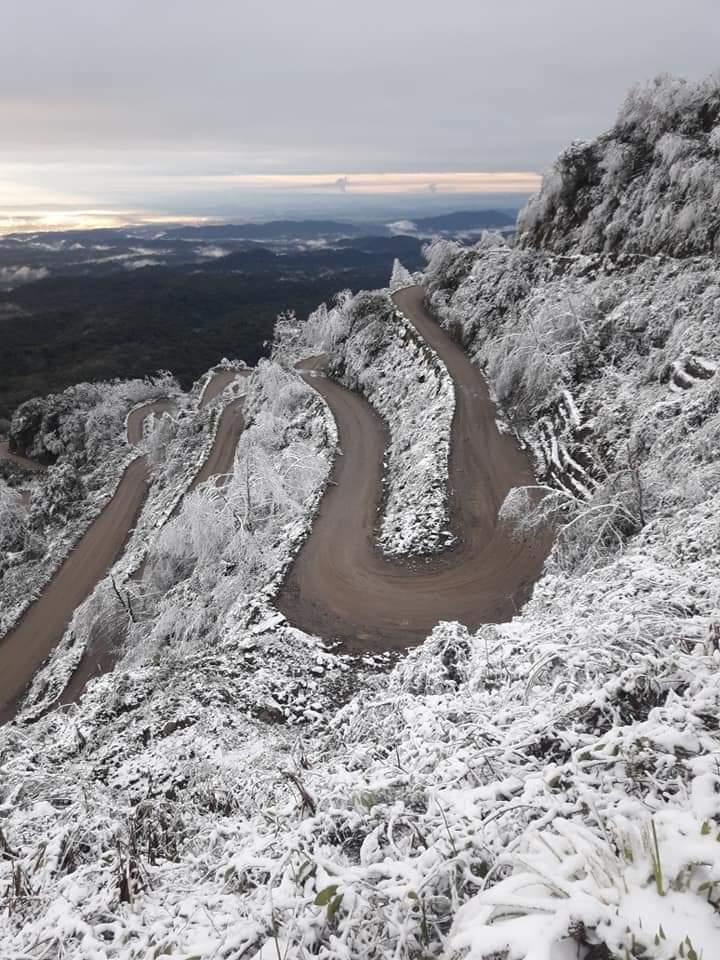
[0,480,25,553]
[484,289,601,424]
[28,460,85,526]
[277,289,455,556]
[389,256,415,292]
[9,373,177,466]
[518,73,720,258]
[122,359,335,664]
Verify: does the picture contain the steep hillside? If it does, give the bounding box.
[1,75,719,960]
[518,74,720,258]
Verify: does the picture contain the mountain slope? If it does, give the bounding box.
[1,74,719,960]
[518,73,720,257]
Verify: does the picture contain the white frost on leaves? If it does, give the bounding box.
[450,812,720,960]
[0,373,181,638]
[3,75,720,960]
[517,74,720,259]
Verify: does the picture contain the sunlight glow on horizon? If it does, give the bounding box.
[0,170,540,235]
[0,210,216,236]
[169,170,542,195]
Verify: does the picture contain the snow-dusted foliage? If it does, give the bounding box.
[277,289,455,556]
[426,235,720,557]
[518,73,720,258]
[450,811,720,959]
[2,502,719,957]
[15,360,339,720]
[3,74,720,960]
[9,373,177,465]
[136,359,336,630]
[0,480,26,555]
[389,256,420,292]
[0,374,181,637]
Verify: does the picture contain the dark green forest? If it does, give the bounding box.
[0,237,425,419]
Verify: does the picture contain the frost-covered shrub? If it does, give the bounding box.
[145,410,178,469]
[500,468,644,576]
[423,237,470,293]
[518,73,720,258]
[128,360,335,660]
[426,241,548,350]
[336,291,455,556]
[389,257,415,291]
[484,290,601,423]
[146,490,236,594]
[9,373,177,466]
[0,480,25,553]
[28,461,85,526]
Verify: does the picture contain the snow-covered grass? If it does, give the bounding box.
[2,498,719,957]
[3,73,720,960]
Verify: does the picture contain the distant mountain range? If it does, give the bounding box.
[162,219,369,241]
[159,209,517,242]
[402,210,516,232]
[0,210,519,418]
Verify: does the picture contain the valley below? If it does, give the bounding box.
[1,77,720,960]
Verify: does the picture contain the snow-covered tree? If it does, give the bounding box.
[0,480,25,553]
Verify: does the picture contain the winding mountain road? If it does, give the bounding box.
[0,371,249,719]
[277,286,551,651]
[58,372,251,705]
[1,278,547,712]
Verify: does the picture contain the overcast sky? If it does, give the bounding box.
[2,0,719,224]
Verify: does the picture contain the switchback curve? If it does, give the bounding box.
[58,372,251,705]
[0,371,250,719]
[0,398,170,719]
[277,286,551,652]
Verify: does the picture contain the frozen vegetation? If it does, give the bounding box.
[1,73,720,959]
[276,288,455,556]
[518,73,720,258]
[0,373,180,638]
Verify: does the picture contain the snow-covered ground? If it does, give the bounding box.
[0,374,181,639]
[2,72,720,960]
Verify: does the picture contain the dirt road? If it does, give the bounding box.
[58,372,251,705]
[277,286,551,651]
[199,368,244,408]
[186,369,251,493]
[0,373,249,719]
[127,398,178,445]
[0,456,151,720]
